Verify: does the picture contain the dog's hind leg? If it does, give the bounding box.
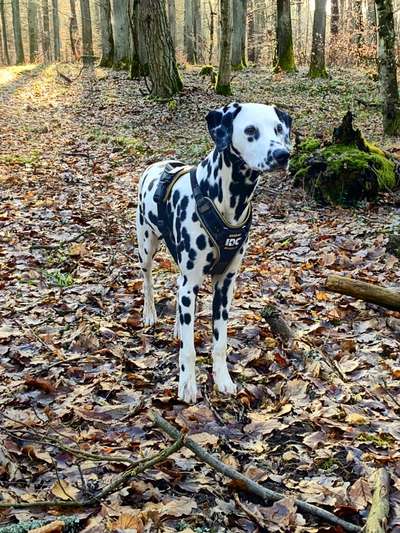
[174,275,184,339]
[137,208,159,327]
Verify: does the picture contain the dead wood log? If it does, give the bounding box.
[326,275,400,311]
[365,468,390,533]
[151,411,362,532]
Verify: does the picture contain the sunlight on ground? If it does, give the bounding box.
[0,64,39,87]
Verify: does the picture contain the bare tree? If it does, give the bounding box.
[79,0,94,65]
[184,0,195,62]
[99,0,114,66]
[309,0,328,77]
[28,0,39,62]
[375,0,400,135]
[231,0,247,69]
[192,0,203,63]
[69,0,79,60]
[216,0,232,94]
[138,0,182,97]
[274,0,296,72]
[52,0,61,61]
[111,0,130,68]
[0,0,11,64]
[12,0,24,64]
[128,0,147,77]
[42,0,51,62]
[167,0,176,45]
[330,0,339,35]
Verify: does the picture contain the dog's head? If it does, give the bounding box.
[206,102,292,172]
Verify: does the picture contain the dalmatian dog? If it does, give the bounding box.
[136,103,292,403]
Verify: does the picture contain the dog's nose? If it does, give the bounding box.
[273,148,289,167]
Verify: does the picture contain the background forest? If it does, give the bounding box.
[1,1,400,533]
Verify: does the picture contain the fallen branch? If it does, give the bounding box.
[0,432,185,510]
[261,305,293,345]
[365,468,391,533]
[151,411,362,533]
[326,275,400,311]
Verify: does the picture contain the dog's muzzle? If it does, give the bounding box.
[273,148,290,169]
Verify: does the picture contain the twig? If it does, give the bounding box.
[355,97,381,109]
[0,432,185,510]
[60,151,91,159]
[151,411,362,532]
[365,468,391,533]
[234,493,267,528]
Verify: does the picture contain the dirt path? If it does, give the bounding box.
[0,65,399,532]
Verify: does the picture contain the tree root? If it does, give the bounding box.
[365,468,391,533]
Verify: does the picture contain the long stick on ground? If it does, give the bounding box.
[326,275,400,311]
[365,468,391,533]
[151,411,362,533]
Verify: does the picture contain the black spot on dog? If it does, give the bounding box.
[181,364,185,371]
[196,235,206,250]
[172,189,180,208]
[187,260,194,269]
[145,230,149,238]
[189,248,197,260]
[201,158,208,167]
[148,179,156,191]
[192,211,199,222]
[193,285,199,295]
[148,211,158,227]
[139,213,144,225]
[222,309,228,320]
[183,275,188,286]
[213,328,219,340]
[182,296,190,307]
[184,313,191,324]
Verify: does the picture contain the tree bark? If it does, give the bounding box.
[274,0,296,72]
[365,469,390,533]
[138,0,182,97]
[79,0,94,65]
[247,0,255,62]
[111,0,130,68]
[192,0,203,63]
[326,275,400,311]
[330,0,339,35]
[69,0,79,61]
[98,0,114,66]
[184,0,195,62]
[0,0,11,64]
[42,0,51,62]
[128,0,148,77]
[11,0,24,64]
[216,0,232,94]
[309,0,328,77]
[28,0,39,62]
[52,0,61,61]
[375,0,400,135]
[231,0,247,69]
[167,0,176,46]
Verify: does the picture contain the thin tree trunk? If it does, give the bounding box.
[192,0,203,63]
[111,0,130,68]
[330,0,339,34]
[138,0,182,97]
[247,0,255,62]
[0,0,11,64]
[42,0,51,62]
[12,0,24,64]
[375,0,400,135]
[309,0,328,77]
[216,0,232,94]
[184,0,195,62]
[231,0,247,69]
[128,0,148,76]
[52,0,61,61]
[79,0,94,65]
[99,0,113,66]
[208,0,215,63]
[28,0,39,62]
[167,0,176,46]
[274,0,296,72]
[69,0,79,60]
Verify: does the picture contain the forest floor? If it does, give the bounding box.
[0,64,400,533]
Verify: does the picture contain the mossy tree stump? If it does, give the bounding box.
[290,111,399,206]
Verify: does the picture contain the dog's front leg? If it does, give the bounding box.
[177,276,200,403]
[211,267,240,395]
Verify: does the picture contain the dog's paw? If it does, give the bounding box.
[178,372,197,403]
[143,304,157,327]
[214,367,237,395]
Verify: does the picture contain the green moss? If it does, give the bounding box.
[199,65,215,76]
[308,66,329,79]
[357,432,395,448]
[215,82,232,96]
[0,150,40,166]
[232,62,245,71]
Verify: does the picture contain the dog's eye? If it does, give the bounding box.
[244,126,257,136]
[277,124,283,134]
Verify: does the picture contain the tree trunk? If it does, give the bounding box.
[247,0,255,62]
[353,0,363,53]
[0,0,11,64]
[98,0,113,66]
[28,0,39,62]
[216,0,232,94]
[366,0,377,43]
[12,0,24,64]
[193,0,203,63]
[375,0,400,135]
[128,0,148,77]
[330,0,339,35]
[111,0,130,68]
[184,0,195,62]
[274,0,296,72]
[208,0,215,63]
[69,0,79,60]
[52,0,61,61]
[42,0,51,62]
[167,0,176,46]
[138,0,182,97]
[309,0,328,77]
[231,0,247,69]
[79,0,94,65]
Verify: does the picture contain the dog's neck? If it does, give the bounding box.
[197,147,260,225]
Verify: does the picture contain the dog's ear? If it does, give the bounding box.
[206,107,235,152]
[274,106,293,133]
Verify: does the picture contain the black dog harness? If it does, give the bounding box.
[154,162,252,275]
